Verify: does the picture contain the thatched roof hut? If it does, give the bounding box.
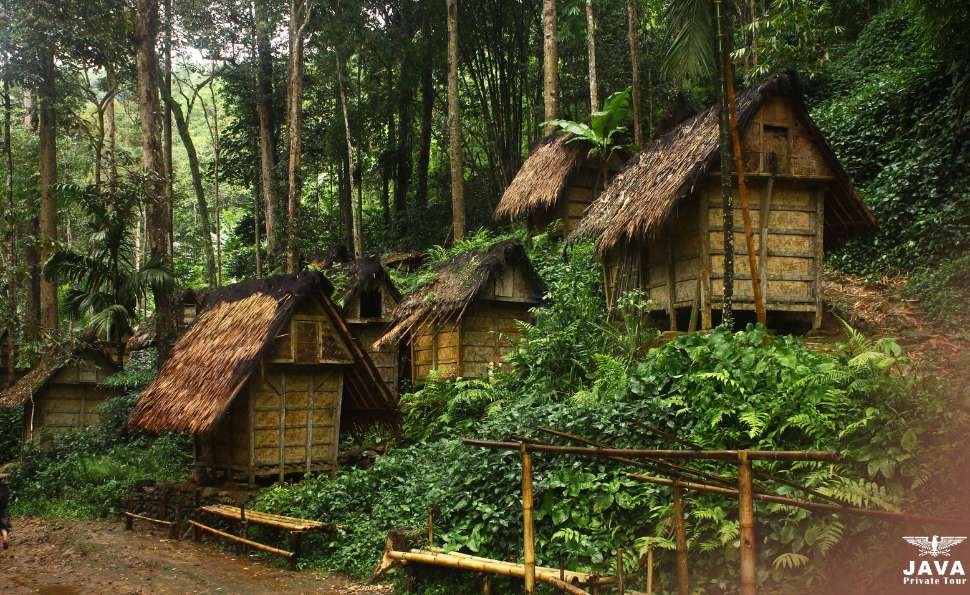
[573,73,875,331]
[0,338,121,440]
[128,271,396,483]
[496,134,625,235]
[375,240,544,382]
[340,258,405,397]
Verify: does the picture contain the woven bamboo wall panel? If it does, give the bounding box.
[253,391,281,409]
[414,349,433,365]
[766,186,813,209]
[413,333,434,350]
[436,330,459,348]
[436,345,459,363]
[675,278,700,303]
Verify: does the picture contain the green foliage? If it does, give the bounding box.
[903,251,970,329]
[811,7,970,273]
[0,405,24,464]
[542,88,633,158]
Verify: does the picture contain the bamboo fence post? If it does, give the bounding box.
[616,547,625,595]
[428,506,434,546]
[738,452,757,595]
[240,501,249,555]
[672,484,689,595]
[646,546,653,594]
[520,443,536,594]
[482,573,492,595]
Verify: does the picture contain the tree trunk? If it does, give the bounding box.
[135,0,175,358]
[381,69,394,225]
[285,0,308,273]
[106,64,118,196]
[627,0,642,146]
[254,0,280,266]
[416,50,434,209]
[163,0,174,260]
[160,91,217,287]
[340,150,353,253]
[37,47,58,336]
[3,77,17,385]
[749,0,759,69]
[211,83,222,286]
[541,0,559,135]
[394,65,413,213]
[585,0,599,112]
[252,154,262,278]
[446,0,464,242]
[337,55,363,259]
[715,0,734,328]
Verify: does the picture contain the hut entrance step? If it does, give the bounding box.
[195,504,343,568]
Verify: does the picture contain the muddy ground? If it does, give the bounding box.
[1,516,390,594]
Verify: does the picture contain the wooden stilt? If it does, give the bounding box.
[520,443,536,594]
[738,452,757,595]
[672,484,689,595]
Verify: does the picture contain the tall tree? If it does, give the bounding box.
[446,0,464,241]
[162,0,174,259]
[3,77,16,386]
[542,0,559,135]
[285,0,311,272]
[415,36,434,209]
[37,46,58,336]
[714,0,735,327]
[585,0,599,112]
[135,0,175,356]
[160,72,218,288]
[254,0,280,267]
[337,55,362,259]
[627,0,643,146]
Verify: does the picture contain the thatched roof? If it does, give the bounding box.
[573,73,876,254]
[0,340,117,408]
[128,271,396,435]
[340,257,402,312]
[495,134,586,221]
[374,240,544,350]
[382,251,426,272]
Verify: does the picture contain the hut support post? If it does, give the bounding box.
[738,453,757,595]
[616,547,625,595]
[520,443,536,594]
[672,484,689,595]
[813,190,824,330]
[666,232,677,331]
[698,194,712,330]
[645,545,653,594]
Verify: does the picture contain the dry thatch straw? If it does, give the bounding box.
[128,271,396,435]
[572,73,876,254]
[0,340,117,408]
[494,134,586,221]
[374,240,544,351]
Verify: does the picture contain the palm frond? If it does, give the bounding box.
[664,0,718,81]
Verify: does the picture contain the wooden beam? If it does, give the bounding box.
[698,193,711,330]
[738,454,757,595]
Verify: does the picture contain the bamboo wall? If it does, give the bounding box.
[27,358,118,440]
[603,96,831,330]
[195,365,344,483]
[412,265,539,383]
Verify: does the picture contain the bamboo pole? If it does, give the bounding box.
[616,548,625,595]
[187,520,293,557]
[646,546,653,594]
[738,454,757,595]
[633,420,844,504]
[538,427,739,488]
[521,443,536,594]
[123,511,174,527]
[625,473,970,525]
[387,551,589,595]
[725,59,766,326]
[672,485,689,595]
[463,439,838,462]
[420,547,605,585]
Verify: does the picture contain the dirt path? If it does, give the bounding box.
[1,517,390,594]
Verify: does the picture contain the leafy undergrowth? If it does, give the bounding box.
[256,237,953,593]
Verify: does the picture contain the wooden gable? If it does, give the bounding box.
[483,262,543,304]
[270,297,353,365]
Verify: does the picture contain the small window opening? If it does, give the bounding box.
[360,289,383,318]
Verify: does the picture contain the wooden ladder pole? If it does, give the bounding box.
[520,443,536,594]
[738,452,758,595]
[672,484,689,595]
